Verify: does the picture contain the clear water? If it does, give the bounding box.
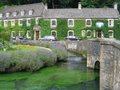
[0,54,99,90]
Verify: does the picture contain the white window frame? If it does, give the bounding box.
[11,20,15,27]
[29,10,33,16]
[51,30,57,37]
[108,19,114,27]
[6,12,10,18]
[4,20,8,27]
[35,18,39,25]
[11,31,16,39]
[51,19,57,28]
[93,30,96,38]
[21,10,25,16]
[68,30,74,36]
[18,19,23,26]
[81,30,86,38]
[26,18,31,26]
[87,30,92,38]
[0,13,3,18]
[68,19,74,27]
[109,30,114,38]
[26,31,31,39]
[19,31,23,37]
[86,19,92,27]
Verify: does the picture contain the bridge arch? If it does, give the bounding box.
[94,61,100,70]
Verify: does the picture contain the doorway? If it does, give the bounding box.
[36,31,39,40]
[97,30,103,38]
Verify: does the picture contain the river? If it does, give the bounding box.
[0,53,99,90]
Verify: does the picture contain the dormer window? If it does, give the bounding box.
[29,10,33,16]
[6,12,10,17]
[13,12,17,17]
[21,10,25,16]
[0,13,3,18]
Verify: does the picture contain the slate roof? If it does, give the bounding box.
[0,3,119,20]
[44,8,120,19]
[0,3,45,20]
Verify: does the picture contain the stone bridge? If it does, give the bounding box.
[66,38,120,90]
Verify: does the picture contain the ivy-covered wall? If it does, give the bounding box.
[0,18,120,41]
[40,19,120,40]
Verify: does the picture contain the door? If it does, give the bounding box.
[36,31,39,40]
[98,30,102,38]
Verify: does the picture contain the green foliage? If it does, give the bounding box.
[114,20,120,39]
[0,19,36,40]
[52,48,68,60]
[74,20,85,39]
[0,45,57,72]
[39,18,51,37]
[0,39,13,51]
[57,19,68,40]
[0,31,10,41]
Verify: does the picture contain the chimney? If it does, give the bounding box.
[114,3,118,10]
[45,3,48,10]
[78,2,82,9]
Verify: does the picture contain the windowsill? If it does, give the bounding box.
[87,36,91,38]
[51,25,57,28]
[27,24,31,26]
[68,25,74,28]
[108,26,114,28]
[86,25,92,27]
[18,23,22,26]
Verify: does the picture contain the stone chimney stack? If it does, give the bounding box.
[78,2,82,9]
[45,3,48,10]
[114,3,118,10]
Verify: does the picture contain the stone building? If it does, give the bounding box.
[0,2,119,40]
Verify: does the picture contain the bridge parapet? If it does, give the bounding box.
[100,38,120,90]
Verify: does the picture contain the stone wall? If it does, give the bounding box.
[100,39,120,90]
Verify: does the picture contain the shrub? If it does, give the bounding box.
[0,46,57,73]
[0,32,10,41]
[0,39,13,51]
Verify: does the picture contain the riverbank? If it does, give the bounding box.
[0,45,67,73]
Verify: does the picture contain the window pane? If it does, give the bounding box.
[87,31,91,36]
[69,31,74,36]
[87,20,90,25]
[52,20,56,25]
[69,20,73,25]
[52,31,57,37]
